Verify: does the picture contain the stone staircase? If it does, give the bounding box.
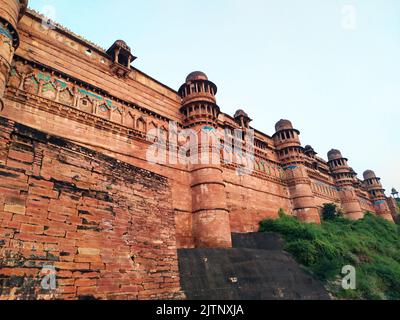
[178,232,331,300]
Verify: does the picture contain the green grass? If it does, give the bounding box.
[259,211,400,300]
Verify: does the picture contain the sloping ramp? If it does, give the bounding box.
[178,233,331,300]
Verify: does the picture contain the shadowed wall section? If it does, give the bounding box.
[0,117,182,300]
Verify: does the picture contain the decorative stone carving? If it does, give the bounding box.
[5,60,178,144]
[24,75,39,94]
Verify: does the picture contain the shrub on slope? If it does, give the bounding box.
[259,211,400,300]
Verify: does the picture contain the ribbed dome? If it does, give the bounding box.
[327,149,343,161]
[186,71,208,82]
[363,170,376,180]
[275,119,293,132]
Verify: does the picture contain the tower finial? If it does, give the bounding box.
[234,109,252,128]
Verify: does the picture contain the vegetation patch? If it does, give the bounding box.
[260,206,400,300]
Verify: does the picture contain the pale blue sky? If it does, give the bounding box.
[29,0,399,193]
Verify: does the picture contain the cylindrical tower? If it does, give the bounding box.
[328,149,364,220]
[391,188,399,199]
[363,170,394,222]
[0,0,27,109]
[178,71,232,248]
[178,71,220,129]
[273,120,321,224]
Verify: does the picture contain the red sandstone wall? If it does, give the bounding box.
[223,169,292,233]
[17,13,182,122]
[312,196,340,210]
[174,211,193,249]
[0,117,182,300]
[1,90,193,250]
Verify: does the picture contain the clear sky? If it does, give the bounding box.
[29,0,399,193]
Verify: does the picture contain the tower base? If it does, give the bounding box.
[193,210,232,248]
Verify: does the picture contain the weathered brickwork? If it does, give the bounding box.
[0,1,396,300]
[0,118,182,300]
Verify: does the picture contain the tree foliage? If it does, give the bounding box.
[321,203,343,221]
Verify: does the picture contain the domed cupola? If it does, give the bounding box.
[178,71,220,128]
[327,149,350,168]
[363,170,376,180]
[106,40,136,78]
[304,145,317,158]
[273,119,304,165]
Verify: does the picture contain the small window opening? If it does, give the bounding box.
[118,52,129,67]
